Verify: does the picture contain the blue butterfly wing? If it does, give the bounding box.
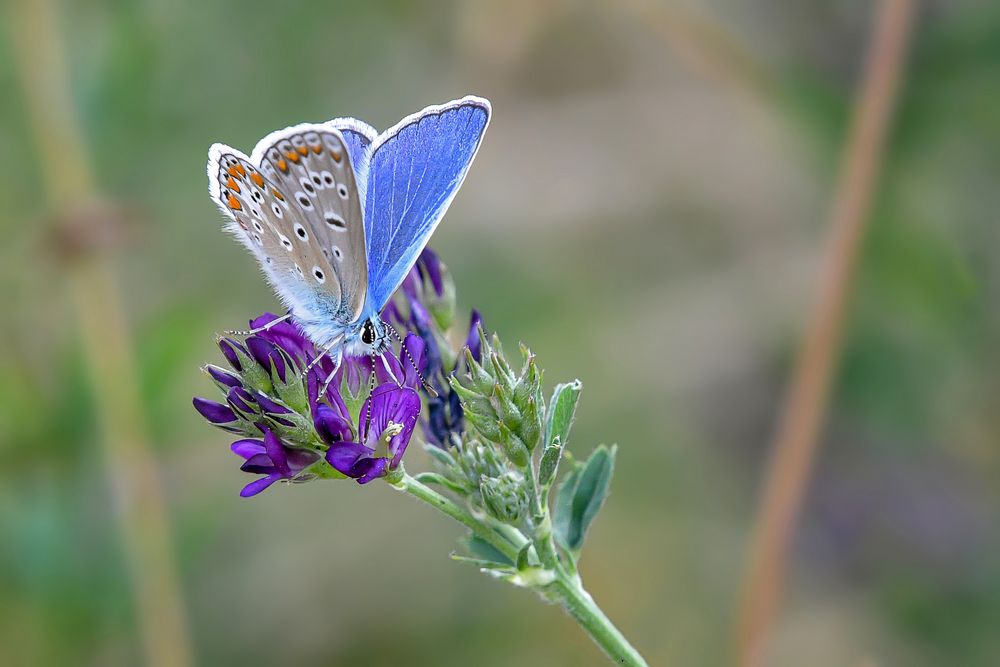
[326,117,376,181]
[361,96,491,314]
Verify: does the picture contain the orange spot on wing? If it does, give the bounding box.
[227,166,241,178]
[271,188,285,201]
[235,163,247,176]
[285,151,300,163]
[297,145,308,156]
[250,172,264,187]
[331,149,342,163]
[225,177,240,193]
[277,159,288,172]
[312,144,323,154]
[227,194,242,211]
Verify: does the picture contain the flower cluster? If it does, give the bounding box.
[194,249,482,496]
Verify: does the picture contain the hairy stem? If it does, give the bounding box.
[388,466,521,562]
[390,464,646,666]
[524,453,566,576]
[549,575,649,667]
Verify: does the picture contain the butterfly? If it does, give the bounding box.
[207,95,491,383]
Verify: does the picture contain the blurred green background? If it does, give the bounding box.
[2,1,999,665]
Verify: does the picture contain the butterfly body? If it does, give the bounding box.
[208,96,491,361]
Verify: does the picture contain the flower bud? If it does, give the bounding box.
[269,348,308,414]
[219,337,272,393]
[492,383,522,429]
[226,386,259,417]
[497,421,529,468]
[538,438,563,488]
[453,438,506,491]
[464,407,504,443]
[517,395,542,452]
[422,254,456,333]
[464,347,496,395]
[480,472,527,524]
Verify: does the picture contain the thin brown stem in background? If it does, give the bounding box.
[734,1,916,665]
[7,0,193,665]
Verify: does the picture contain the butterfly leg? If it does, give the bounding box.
[362,352,378,441]
[224,312,292,337]
[317,349,344,401]
[383,322,438,397]
[304,334,345,376]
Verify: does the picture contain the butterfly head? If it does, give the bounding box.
[345,316,390,357]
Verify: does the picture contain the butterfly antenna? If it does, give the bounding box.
[225,312,292,337]
[385,323,438,397]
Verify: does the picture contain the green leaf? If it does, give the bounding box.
[552,445,616,553]
[463,534,513,566]
[412,472,467,495]
[423,442,457,468]
[552,466,582,550]
[449,552,512,570]
[545,380,582,448]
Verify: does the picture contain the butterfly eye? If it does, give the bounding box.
[361,320,376,345]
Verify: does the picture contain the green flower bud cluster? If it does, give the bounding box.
[449,328,543,468]
[480,472,528,523]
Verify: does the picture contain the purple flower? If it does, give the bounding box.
[466,309,483,363]
[218,338,247,371]
[313,403,354,445]
[246,336,288,382]
[325,385,421,484]
[231,427,320,497]
[193,397,237,424]
[226,386,257,414]
[206,364,242,388]
[422,311,484,447]
[198,246,453,495]
[418,248,445,297]
[249,313,315,364]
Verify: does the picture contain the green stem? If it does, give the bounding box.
[387,467,520,562]
[549,575,649,667]
[388,466,647,667]
[524,457,565,575]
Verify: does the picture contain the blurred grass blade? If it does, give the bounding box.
[6,1,193,665]
[734,1,916,665]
